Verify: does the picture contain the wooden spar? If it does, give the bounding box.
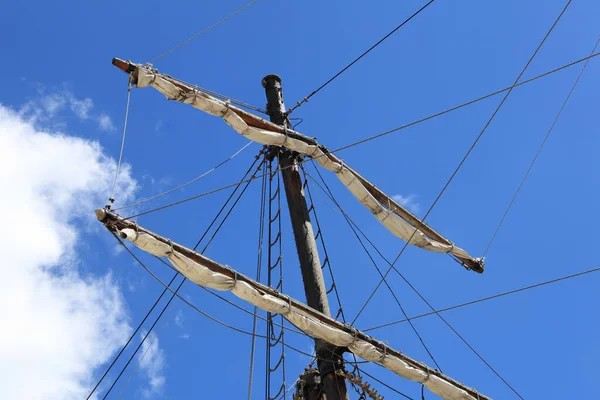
[345,165,484,273]
[112,58,317,145]
[110,58,484,273]
[96,208,490,400]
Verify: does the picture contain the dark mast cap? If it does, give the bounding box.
[261,74,282,88]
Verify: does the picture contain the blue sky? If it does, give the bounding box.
[2,0,599,399]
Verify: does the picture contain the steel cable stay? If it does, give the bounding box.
[306,164,520,399]
[118,50,600,221]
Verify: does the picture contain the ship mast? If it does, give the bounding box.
[106,59,490,399]
[262,74,348,400]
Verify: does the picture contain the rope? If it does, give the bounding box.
[149,0,259,63]
[85,271,178,400]
[177,78,267,114]
[115,141,253,211]
[300,165,346,323]
[358,367,415,400]
[248,159,268,400]
[483,37,600,257]
[265,157,287,400]
[151,254,306,336]
[287,0,436,114]
[352,0,573,333]
[118,51,600,220]
[116,236,263,337]
[101,273,186,399]
[302,163,392,395]
[307,163,522,399]
[117,233,321,365]
[193,148,265,249]
[365,265,600,332]
[196,152,268,252]
[306,165,443,371]
[108,82,131,206]
[330,50,600,155]
[100,151,266,397]
[116,305,176,399]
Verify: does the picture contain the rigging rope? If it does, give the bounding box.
[151,254,305,336]
[302,163,412,395]
[305,165,443,371]
[483,37,600,257]
[119,51,600,220]
[85,271,178,400]
[108,82,132,206]
[117,236,265,337]
[358,367,415,400]
[265,156,287,400]
[248,160,268,400]
[115,141,253,211]
[352,0,573,331]
[117,232,324,361]
[365,264,600,332]
[301,165,346,322]
[99,150,266,397]
[101,271,186,399]
[307,163,521,399]
[287,0,436,114]
[116,303,177,399]
[177,77,267,115]
[149,0,259,63]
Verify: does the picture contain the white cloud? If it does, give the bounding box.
[39,93,67,116]
[70,97,94,119]
[0,103,139,399]
[21,87,116,132]
[178,333,191,340]
[174,309,184,327]
[138,332,166,397]
[392,193,421,214]
[97,114,115,132]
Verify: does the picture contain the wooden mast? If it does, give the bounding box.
[262,74,349,400]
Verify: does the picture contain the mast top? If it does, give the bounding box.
[262,74,282,87]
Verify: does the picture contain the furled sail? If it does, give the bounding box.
[96,208,490,400]
[112,59,483,273]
